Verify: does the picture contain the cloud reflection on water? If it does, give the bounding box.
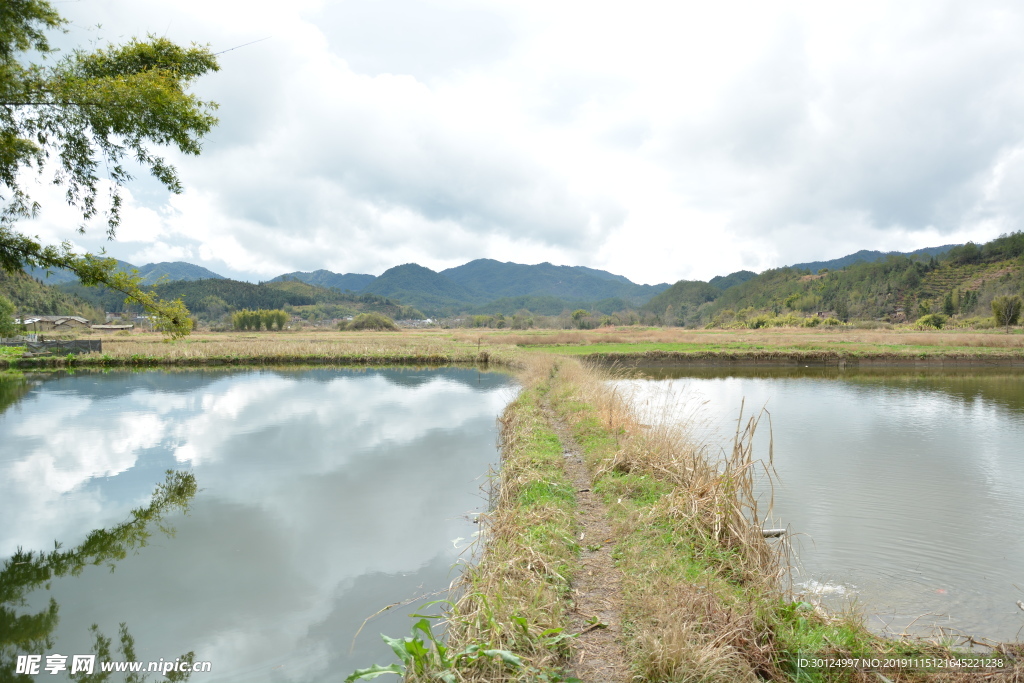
[2,367,513,681]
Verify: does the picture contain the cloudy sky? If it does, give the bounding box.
[23,0,1024,284]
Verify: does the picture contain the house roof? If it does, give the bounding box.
[24,316,90,325]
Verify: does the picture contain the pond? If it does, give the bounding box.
[617,366,1024,644]
[0,367,514,681]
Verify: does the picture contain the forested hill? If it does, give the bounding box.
[440,259,668,302]
[56,278,423,323]
[25,260,225,285]
[645,233,1024,327]
[272,259,670,316]
[22,257,670,318]
[0,269,104,321]
[269,270,375,291]
[789,245,960,273]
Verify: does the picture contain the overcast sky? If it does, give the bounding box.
[23,0,1024,284]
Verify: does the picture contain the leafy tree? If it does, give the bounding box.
[0,293,15,337]
[231,308,287,331]
[571,309,590,329]
[943,291,955,316]
[991,294,1022,331]
[916,313,947,329]
[1,1,220,337]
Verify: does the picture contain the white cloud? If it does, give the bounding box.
[18,0,1024,283]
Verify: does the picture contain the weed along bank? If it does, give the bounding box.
[347,354,1021,682]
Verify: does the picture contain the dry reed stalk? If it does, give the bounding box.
[61,329,527,367]
[543,359,795,680]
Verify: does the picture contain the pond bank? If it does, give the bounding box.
[1,352,500,369]
[429,355,1022,682]
[576,350,1024,368]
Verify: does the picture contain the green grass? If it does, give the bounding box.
[530,340,1023,358]
[436,380,583,682]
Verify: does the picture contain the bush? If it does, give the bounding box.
[0,295,16,338]
[916,313,948,329]
[231,309,289,330]
[821,317,842,326]
[340,312,400,331]
[960,316,997,329]
[991,295,1022,328]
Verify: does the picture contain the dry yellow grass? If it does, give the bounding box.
[547,359,790,680]
[49,328,525,366]
[475,326,1024,351]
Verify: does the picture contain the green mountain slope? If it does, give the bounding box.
[58,278,422,321]
[24,260,224,285]
[361,263,483,315]
[642,281,722,324]
[686,234,1024,326]
[1,270,104,321]
[269,270,376,291]
[788,245,959,273]
[440,259,669,303]
[708,270,757,290]
[136,262,225,283]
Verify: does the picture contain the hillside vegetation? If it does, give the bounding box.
[0,270,103,322]
[646,232,1024,328]
[265,259,670,317]
[26,260,225,286]
[58,277,422,326]
[10,237,1023,330]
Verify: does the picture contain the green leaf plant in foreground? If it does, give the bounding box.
[346,605,580,683]
[1,1,220,337]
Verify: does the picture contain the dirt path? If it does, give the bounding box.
[543,405,631,683]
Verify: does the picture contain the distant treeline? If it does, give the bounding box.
[643,231,1024,328]
[57,277,423,323]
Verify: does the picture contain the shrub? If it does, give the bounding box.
[991,295,1022,329]
[821,317,842,326]
[232,309,288,331]
[0,295,16,338]
[340,312,400,331]
[916,313,947,329]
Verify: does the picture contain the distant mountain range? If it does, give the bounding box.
[272,259,673,315]
[19,243,973,318]
[789,245,959,273]
[26,260,225,286]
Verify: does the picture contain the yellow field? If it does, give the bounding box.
[5,325,1022,369]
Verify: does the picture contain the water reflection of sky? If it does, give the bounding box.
[1,368,514,681]
[618,373,1024,642]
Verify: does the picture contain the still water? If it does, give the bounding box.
[0,367,513,681]
[618,366,1024,643]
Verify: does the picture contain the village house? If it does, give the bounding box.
[23,315,91,333]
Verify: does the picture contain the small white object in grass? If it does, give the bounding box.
[800,580,850,596]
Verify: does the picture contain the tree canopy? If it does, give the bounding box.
[0,0,220,336]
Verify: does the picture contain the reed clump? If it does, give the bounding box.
[546,359,789,680]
